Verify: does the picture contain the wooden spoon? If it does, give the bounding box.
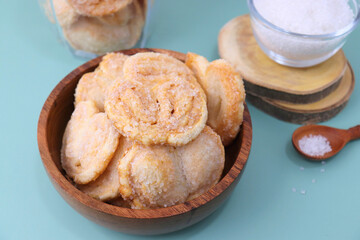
[292,124,360,161]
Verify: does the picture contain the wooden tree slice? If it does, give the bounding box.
[218,15,347,104]
[246,64,355,124]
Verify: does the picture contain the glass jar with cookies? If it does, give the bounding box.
[39,0,151,58]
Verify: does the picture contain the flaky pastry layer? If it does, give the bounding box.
[105,52,208,146]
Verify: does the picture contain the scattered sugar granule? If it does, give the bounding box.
[300,190,306,195]
[321,161,326,165]
[292,187,297,192]
[312,179,316,183]
[254,0,355,35]
[320,168,325,173]
[299,166,304,171]
[298,134,332,157]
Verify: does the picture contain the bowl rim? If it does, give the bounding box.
[247,0,360,40]
[37,48,252,220]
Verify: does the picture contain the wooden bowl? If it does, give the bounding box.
[37,48,252,235]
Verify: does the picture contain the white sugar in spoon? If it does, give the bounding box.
[292,124,360,161]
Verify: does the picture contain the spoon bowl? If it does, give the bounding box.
[292,124,360,161]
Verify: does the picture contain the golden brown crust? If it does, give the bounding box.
[98,52,128,81]
[74,52,128,111]
[77,137,131,201]
[61,101,120,184]
[178,126,225,200]
[105,52,208,146]
[123,52,194,83]
[118,141,136,199]
[186,52,245,146]
[205,59,245,146]
[118,143,189,209]
[74,71,106,111]
[67,0,133,17]
[117,126,225,208]
[185,52,209,90]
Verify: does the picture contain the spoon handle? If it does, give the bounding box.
[348,125,360,141]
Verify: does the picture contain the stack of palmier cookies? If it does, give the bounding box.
[61,51,246,209]
[45,0,147,55]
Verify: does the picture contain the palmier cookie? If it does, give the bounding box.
[78,137,132,201]
[125,0,146,47]
[96,0,135,26]
[75,52,128,111]
[63,17,131,55]
[118,143,188,209]
[186,53,246,146]
[177,126,225,200]
[97,52,129,81]
[67,0,133,17]
[63,1,144,55]
[61,101,120,184]
[184,52,209,90]
[122,52,195,83]
[105,52,208,146]
[53,0,79,27]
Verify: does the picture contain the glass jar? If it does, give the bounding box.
[247,0,360,67]
[39,0,153,58]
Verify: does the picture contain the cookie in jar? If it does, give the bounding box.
[39,0,150,57]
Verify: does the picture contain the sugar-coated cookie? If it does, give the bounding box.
[63,0,144,55]
[118,143,189,209]
[61,101,120,184]
[75,71,106,111]
[53,0,79,27]
[177,126,225,200]
[96,0,134,26]
[67,0,133,17]
[206,59,245,145]
[105,52,208,146]
[78,137,131,201]
[185,52,209,89]
[75,52,128,111]
[186,53,246,146]
[98,52,129,81]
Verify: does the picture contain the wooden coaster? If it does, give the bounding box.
[246,64,355,124]
[218,15,347,104]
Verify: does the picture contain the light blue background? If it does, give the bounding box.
[1,0,360,239]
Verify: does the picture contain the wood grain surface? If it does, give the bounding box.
[218,15,347,104]
[246,64,355,124]
[37,48,252,235]
[292,124,360,161]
